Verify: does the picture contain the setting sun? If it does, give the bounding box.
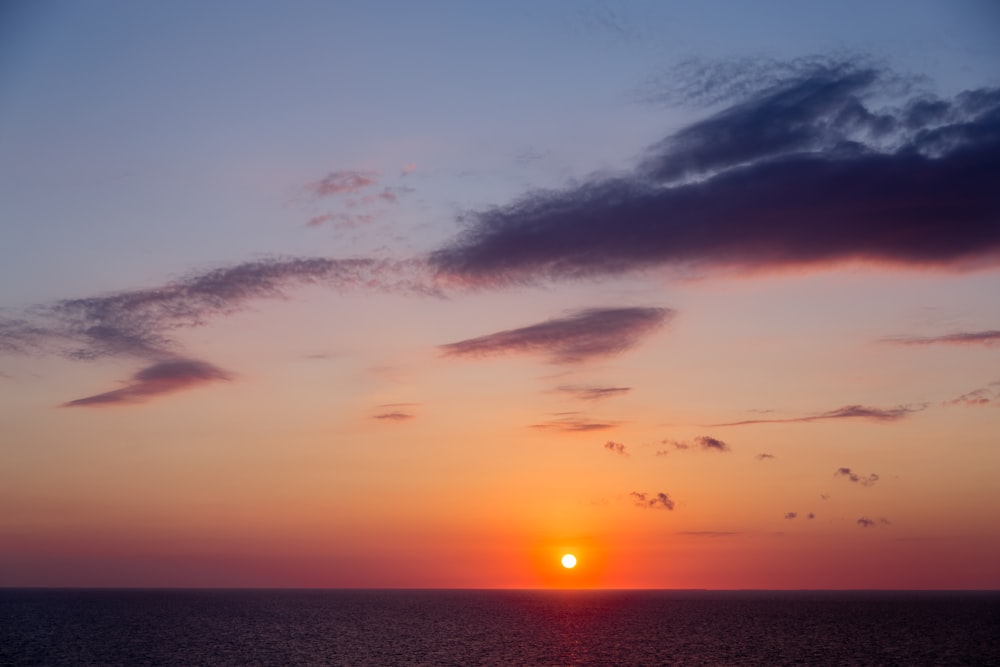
[561,554,577,569]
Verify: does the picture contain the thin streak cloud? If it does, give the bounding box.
[439,307,672,364]
[62,359,231,407]
[712,404,923,427]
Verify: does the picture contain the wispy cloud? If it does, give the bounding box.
[374,411,415,421]
[430,58,1000,286]
[944,381,1000,407]
[756,453,776,461]
[555,385,631,401]
[531,415,617,433]
[604,440,627,455]
[439,307,671,364]
[881,330,1000,347]
[4,257,435,362]
[630,491,675,510]
[835,467,879,486]
[305,170,379,197]
[62,358,231,407]
[712,404,923,427]
[784,512,797,520]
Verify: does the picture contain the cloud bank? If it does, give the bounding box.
[430,59,1000,286]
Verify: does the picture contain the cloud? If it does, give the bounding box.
[305,170,379,197]
[604,440,627,455]
[429,59,1000,286]
[676,531,737,537]
[712,404,923,427]
[882,330,1000,347]
[857,516,892,528]
[695,435,730,452]
[630,491,675,510]
[807,513,815,520]
[531,415,617,432]
[4,257,434,362]
[555,385,631,401]
[756,453,776,461]
[439,307,671,364]
[784,512,797,520]
[835,467,879,486]
[62,358,231,407]
[944,381,1000,407]
[374,411,415,421]
[657,436,729,453]
[306,213,376,229]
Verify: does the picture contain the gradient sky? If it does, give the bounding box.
[2,0,999,589]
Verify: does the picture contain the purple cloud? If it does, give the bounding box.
[439,307,671,364]
[712,404,923,427]
[5,257,434,362]
[374,412,415,421]
[695,435,730,452]
[857,517,892,528]
[944,382,1000,407]
[429,60,1000,286]
[62,359,231,407]
[631,491,675,510]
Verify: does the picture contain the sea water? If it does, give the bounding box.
[2,589,998,666]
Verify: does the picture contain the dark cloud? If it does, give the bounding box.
[305,170,379,197]
[555,385,631,401]
[5,257,433,361]
[374,412,415,421]
[604,440,627,455]
[882,330,1000,346]
[630,491,675,510]
[429,60,1000,286]
[784,512,797,520]
[835,467,879,486]
[756,453,776,461]
[439,307,671,364]
[531,415,617,432]
[712,404,922,427]
[807,513,815,520]
[857,516,892,528]
[62,359,231,407]
[695,435,730,452]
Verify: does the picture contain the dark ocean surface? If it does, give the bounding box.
[2,589,998,666]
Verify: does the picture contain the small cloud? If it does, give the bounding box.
[807,513,815,520]
[439,307,672,364]
[676,531,738,537]
[555,385,631,401]
[62,358,231,407]
[784,512,797,520]
[532,415,617,432]
[374,411,415,421]
[305,170,379,197]
[712,404,923,427]
[755,453,775,461]
[857,516,892,528]
[695,435,730,452]
[820,494,830,501]
[944,381,1000,407]
[604,440,627,456]
[834,467,879,487]
[401,163,417,177]
[630,491,675,510]
[881,330,1000,347]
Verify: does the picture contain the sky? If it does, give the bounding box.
[1,0,999,589]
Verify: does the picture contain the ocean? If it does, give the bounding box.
[2,589,998,666]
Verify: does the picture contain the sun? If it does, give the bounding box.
[561,553,577,569]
